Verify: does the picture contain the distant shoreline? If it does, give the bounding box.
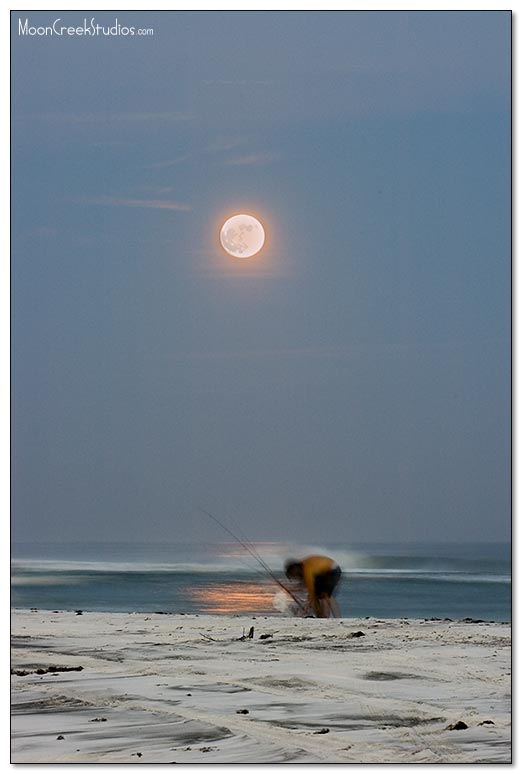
[9,605,511,625]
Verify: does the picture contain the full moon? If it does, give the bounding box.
[220,213,265,258]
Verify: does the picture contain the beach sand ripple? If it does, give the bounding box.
[11,610,511,763]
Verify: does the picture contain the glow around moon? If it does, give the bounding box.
[220,213,265,258]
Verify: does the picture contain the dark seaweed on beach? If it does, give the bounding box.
[12,665,84,676]
[446,721,469,731]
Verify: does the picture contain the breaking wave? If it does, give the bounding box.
[10,541,510,620]
[11,542,510,585]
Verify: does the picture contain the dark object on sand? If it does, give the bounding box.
[17,665,84,676]
[479,720,495,725]
[236,709,249,714]
[446,721,468,731]
[364,671,411,681]
[348,631,365,638]
[313,728,330,734]
[56,736,65,741]
[238,626,255,641]
[90,718,107,723]
[259,633,273,639]
[75,610,83,615]
[462,617,485,624]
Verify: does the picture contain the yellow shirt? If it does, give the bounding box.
[301,555,337,600]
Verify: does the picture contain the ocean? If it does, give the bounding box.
[11,541,511,622]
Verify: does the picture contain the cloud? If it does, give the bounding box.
[16,111,194,125]
[137,186,179,195]
[205,137,246,153]
[143,139,246,170]
[142,137,278,175]
[86,196,191,212]
[202,79,273,86]
[143,154,192,170]
[90,141,135,148]
[221,152,277,167]
[189,346,347,361]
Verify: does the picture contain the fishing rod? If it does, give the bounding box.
[199,508,307,612]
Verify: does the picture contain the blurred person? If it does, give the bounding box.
[285,555,342,618]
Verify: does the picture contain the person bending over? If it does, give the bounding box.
[285,555,342,618]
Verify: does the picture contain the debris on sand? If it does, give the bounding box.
[238,626,255,641]
[12,665,83,676]
[446,721,468,731]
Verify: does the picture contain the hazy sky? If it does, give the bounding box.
[11,11,510,544]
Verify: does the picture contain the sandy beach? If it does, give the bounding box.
[11,609,511,764]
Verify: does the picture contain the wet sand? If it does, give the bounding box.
[11,609,511,763]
